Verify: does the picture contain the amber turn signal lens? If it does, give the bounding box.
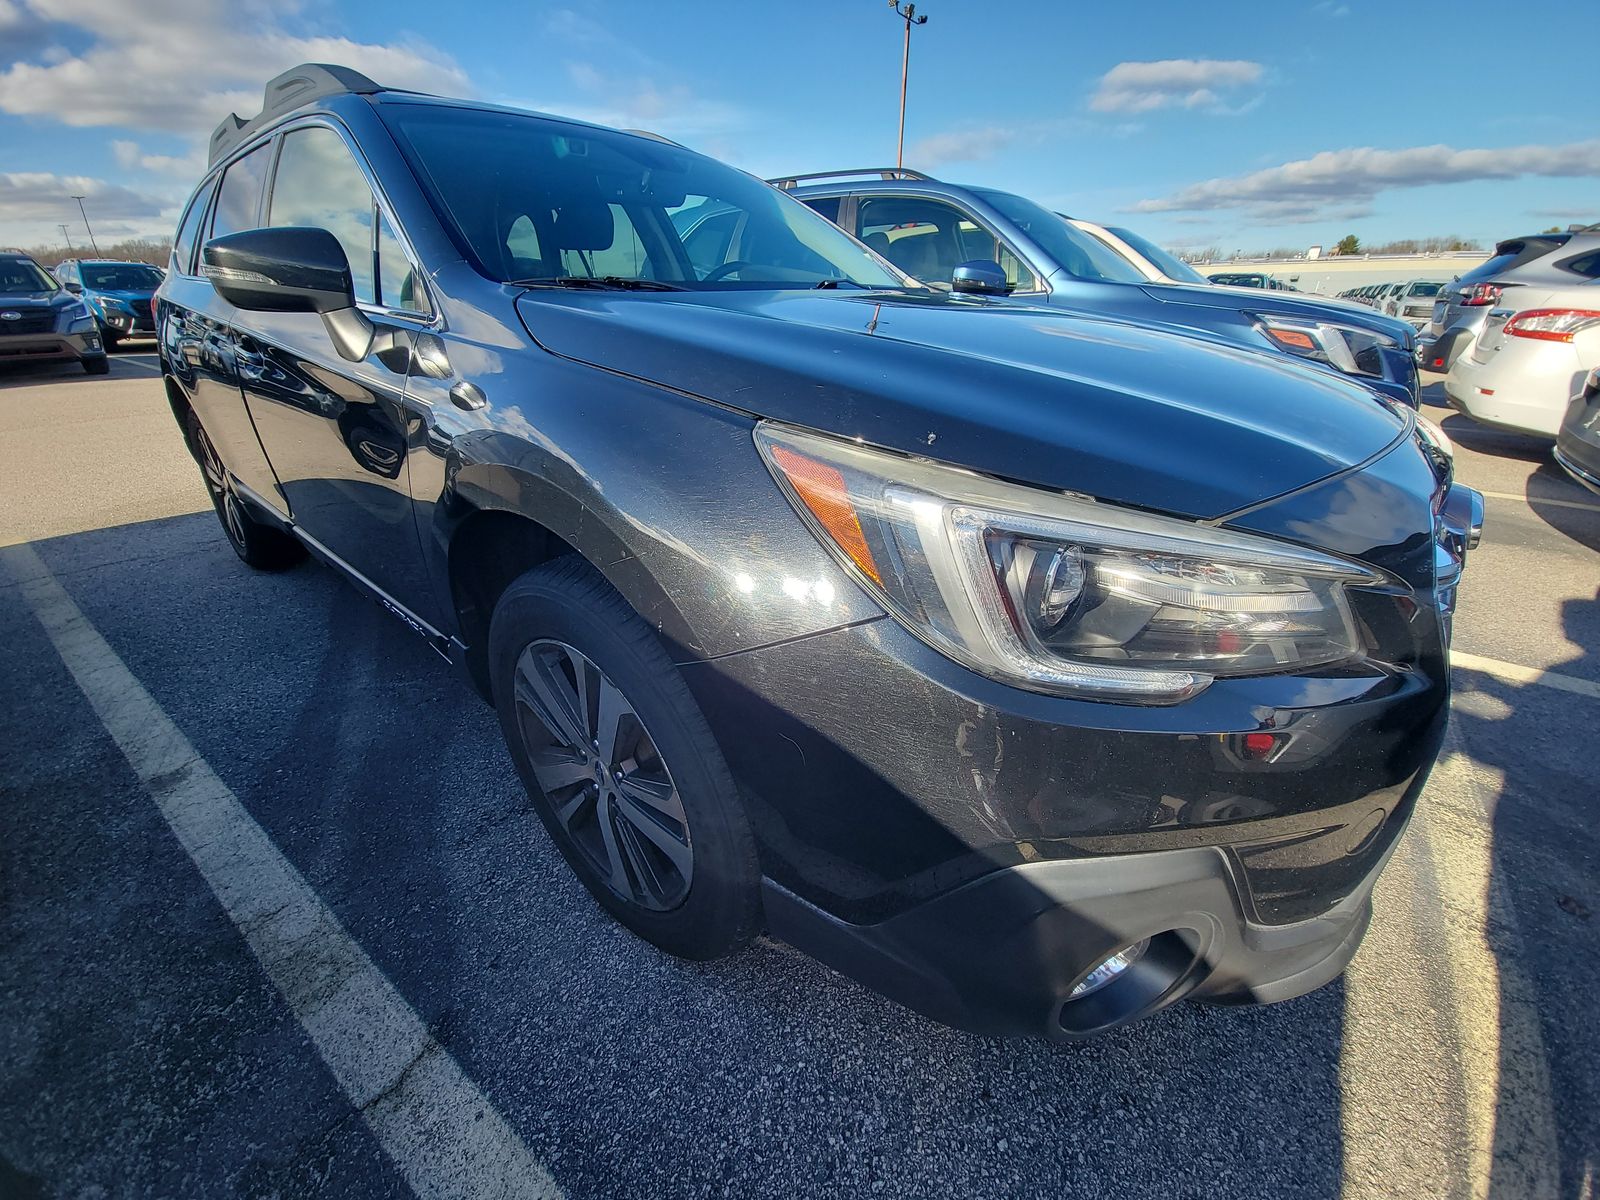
[768,445,883,584]
[1265,327,1316,350]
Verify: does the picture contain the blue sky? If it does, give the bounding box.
[1,0,1595,254]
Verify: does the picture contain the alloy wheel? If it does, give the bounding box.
[513,638,693,911]
[195,425,248,548]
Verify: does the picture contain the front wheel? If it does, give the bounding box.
[82,354,109,375]
[488,556,762,960]
[187,411,304,570]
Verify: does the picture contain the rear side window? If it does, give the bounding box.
[1558,251,1600,279]
[173,176,217,275]
[210,143,272,242]
[802,197,841,224]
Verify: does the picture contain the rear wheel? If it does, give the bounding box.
[187,412,304,570]
[489,556,762,960]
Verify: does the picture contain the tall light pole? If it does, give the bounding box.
[59,223,75,252]
[889,1,928,171]
[71,194,100,254]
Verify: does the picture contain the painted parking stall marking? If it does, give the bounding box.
[1451,649,1600,702]
[2,542,563,1200]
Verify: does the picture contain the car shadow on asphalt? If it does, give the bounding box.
[1447,586,1598,1197]
[2,509,1359,1198]
[0,352,160,389]
[1420,378,1600,1193]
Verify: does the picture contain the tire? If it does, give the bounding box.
[186,411,304,570]
[82,354,110,375]
[488,555,762,960]
[100,329,122,352]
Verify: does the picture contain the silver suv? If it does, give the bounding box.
[1419,229,1600,371]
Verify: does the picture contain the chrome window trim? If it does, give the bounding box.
[260,113,441,327]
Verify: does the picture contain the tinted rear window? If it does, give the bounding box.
[174,175,217,275]
[1457,253,1518,284]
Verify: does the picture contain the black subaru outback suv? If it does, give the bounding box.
[158,65,1481,1038]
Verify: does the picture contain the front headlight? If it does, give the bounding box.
[757,424,1382,704]
[1254,313,1398,378]
[63,300,96,330]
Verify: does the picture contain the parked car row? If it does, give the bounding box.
[1339,280,1446,329]
[1204,271,1295,290]
[153,64,1478,1041]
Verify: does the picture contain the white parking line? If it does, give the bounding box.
[1479,489,1600,515]
[2,542,563,1200]
[1452,649,1600,702]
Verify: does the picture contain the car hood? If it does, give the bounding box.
[1138,282,1415,341]
[87,288,155,303]
[514,288,1410,520]
[0,291,70,307]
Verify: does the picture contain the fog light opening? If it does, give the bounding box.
[1057,930,1201,1036]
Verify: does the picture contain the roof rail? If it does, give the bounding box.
[209,63,383,167]
[621,128,684,147]
[767,167,932,190]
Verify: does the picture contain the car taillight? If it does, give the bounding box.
[1460,283,1502,307]
[1502,309,1600,343]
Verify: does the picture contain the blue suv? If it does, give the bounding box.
[779,170,1420,408]
[53,259,165,347]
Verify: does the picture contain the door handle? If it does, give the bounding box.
[449,381,486,411]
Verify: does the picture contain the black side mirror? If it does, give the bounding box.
[951,259,1009,296]
[202,227,374,361]
[63,281,83,294]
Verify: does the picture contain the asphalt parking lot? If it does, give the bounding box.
[2,350,1597,1199]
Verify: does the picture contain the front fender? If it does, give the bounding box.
[420,372,881,664]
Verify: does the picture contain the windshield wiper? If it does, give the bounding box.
[510,275,684,292]
[812,278,869,290]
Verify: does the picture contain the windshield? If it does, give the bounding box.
[1406,282,1442,297]
[1210,274,1266,287]
[970,189,1145,284]
[80,262,164,291]
[380,103,907,291]
[1105,226,1209,284]
[0,257,61,295]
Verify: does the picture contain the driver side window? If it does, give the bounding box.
[856,196,1037,291]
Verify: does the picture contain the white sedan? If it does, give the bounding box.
[1444,281,1600,436]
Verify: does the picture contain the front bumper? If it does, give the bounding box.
[0,327,104,365]
[763,822,1401,1038]
[1555,383,1600,494]
[94,301,156,337]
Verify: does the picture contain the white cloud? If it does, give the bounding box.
[1090,59,1263,114]
[0,0,467,138]
[524,59,744,142]
[907,126,1017,168]
[1130,139,1600,221]
[0,170,171,246]
[111,138,207,180]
